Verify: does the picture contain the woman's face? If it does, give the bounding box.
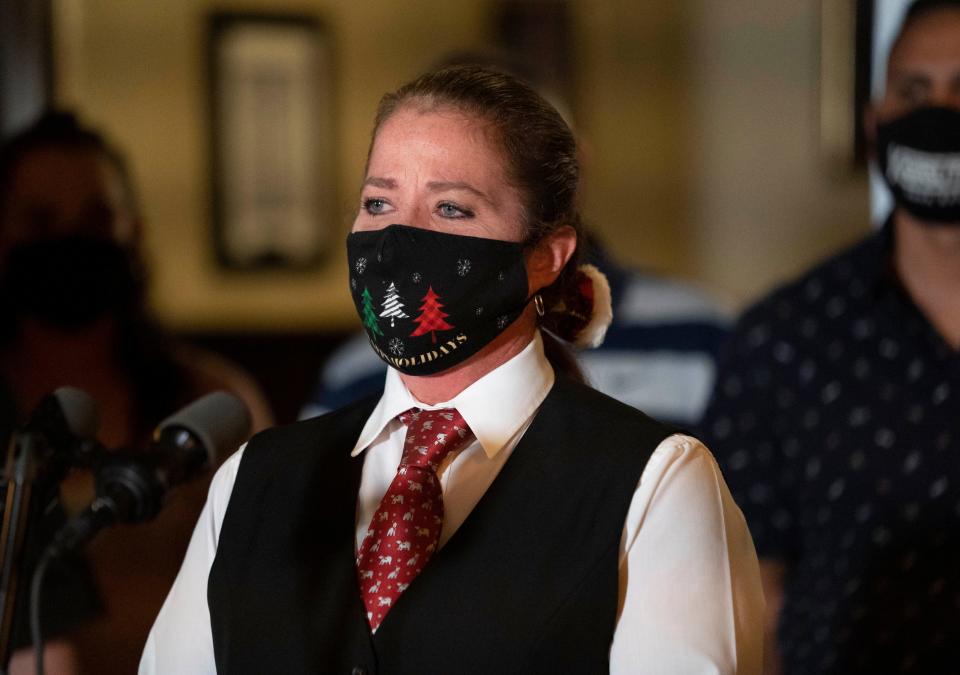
[352,106,526,242]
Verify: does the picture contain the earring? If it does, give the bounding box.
[534,294,545,317]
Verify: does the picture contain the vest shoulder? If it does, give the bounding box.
[243,391,381,466]
[549,375,677,438]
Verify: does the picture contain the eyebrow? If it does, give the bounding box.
[426,180,492,203]
[362,176,494,205]
[889,68,930,81]
[363,176,397,189]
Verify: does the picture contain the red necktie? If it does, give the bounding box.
[356,408,474,631]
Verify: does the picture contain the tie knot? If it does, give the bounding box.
[398,407,473,470]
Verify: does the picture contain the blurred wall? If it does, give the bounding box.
[50,0,871,332]
[688,2,870,304]
[574,2,698,279]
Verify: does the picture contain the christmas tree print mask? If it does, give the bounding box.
[347,224,530,375]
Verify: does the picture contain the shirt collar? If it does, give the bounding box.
[863,216,897,296]
[351,332,555,459]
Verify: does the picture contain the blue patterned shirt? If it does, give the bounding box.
[701,224,960,674]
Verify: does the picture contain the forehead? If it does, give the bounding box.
[369,106,506,175]
[5,145,126,210]
[888,8,960,76]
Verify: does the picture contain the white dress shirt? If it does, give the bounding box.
[140,333,764,674]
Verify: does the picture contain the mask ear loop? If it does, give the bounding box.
[534,293,545,317]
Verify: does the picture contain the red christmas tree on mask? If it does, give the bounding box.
[409,286,454,344]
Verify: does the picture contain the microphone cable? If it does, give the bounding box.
[28,545,55,675]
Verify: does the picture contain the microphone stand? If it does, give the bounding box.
[0,392,101,675]
[0,429,45,673]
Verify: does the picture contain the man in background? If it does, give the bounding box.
[701,2,960,673]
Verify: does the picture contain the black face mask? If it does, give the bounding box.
[0,236,145,331]
[877,106,960,225]
[346,224,531,375]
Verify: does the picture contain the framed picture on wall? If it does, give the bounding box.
[208,13,335,270]
[819,0,874,172]
[492,0,574,105]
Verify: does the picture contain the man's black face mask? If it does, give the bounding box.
[877,106,960,225]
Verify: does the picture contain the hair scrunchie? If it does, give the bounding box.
[539,263,612,349]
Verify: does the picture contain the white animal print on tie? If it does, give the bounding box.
[355,407,474,632]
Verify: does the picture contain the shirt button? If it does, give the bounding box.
[352,667,368,675]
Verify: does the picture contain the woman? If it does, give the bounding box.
[141,65,763,674]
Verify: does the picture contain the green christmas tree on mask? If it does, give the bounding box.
[361,287,383,337]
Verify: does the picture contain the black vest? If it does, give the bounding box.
[208,376,672,674]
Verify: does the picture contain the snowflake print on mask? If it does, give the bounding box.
[497,314,509,330]
[388,337,405,356]
[411,272,422,284]
[355,257,368,274]
[351,277,357,290]
[356,408,474,632]
[476,307,484,316]
[457,258,472,277]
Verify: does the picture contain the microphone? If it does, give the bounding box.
[27,386,100,442]
[45,391,252,557]
[21,386,103,480]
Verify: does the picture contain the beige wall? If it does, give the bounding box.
[574,2,698,278]
[50,0,871,331]
[688,2,870,303]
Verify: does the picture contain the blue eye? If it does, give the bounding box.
[363,198,389,215]
[438,202,473,219]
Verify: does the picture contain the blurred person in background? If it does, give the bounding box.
[300,51,729,430]
[700,1,960,673]
[0,110,272,673]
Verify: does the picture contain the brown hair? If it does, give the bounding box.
[0,109,141,225]
[368,64,585,380]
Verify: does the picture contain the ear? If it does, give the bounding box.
[525,225,578,295]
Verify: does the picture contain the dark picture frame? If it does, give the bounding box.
[819,0,874,172]
[207,12,334,270]
[491,0,574,106]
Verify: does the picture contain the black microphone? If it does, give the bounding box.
[21,386,104,480]
[44,391,252,557]
[27,386,100,441]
